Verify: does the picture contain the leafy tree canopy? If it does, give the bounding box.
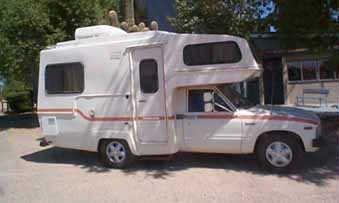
[267,0,339,69]
[169,0,268,38]
[0,0,119,89]
[269,0,338,51]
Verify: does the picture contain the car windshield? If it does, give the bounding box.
[217,84,254,109]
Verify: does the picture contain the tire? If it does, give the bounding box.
[99,139,135,168]
[256,134,304,173]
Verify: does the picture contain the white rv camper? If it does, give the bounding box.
[38,25,321,172]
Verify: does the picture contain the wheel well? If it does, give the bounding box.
[254,131,305,153]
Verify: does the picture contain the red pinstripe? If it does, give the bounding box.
[37,109,319,125]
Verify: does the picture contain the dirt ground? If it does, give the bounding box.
[0,114,338,203]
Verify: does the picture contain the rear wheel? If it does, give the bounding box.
[99,139,134,168]
[256,134,304,173]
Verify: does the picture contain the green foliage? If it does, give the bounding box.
[0,0,120,105]
[266,0,339,69]
[272,0,338,51]
[169,0,267,38]
[0,0,60,86]
[3,80,32,113]
[42,0,120,40]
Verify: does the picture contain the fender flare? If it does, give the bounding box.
[252,130,305,153]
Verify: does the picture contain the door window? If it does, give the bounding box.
[188,89,233,112]
[139,59,159,93]
[188,89,212,112]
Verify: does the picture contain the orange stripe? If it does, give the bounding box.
[196,114,319,125]
[37,109,319,125]
[38,108,73,112]
[197,114,235,119]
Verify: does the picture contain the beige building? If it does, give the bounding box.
[249,34,339,110]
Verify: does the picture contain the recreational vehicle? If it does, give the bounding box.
[38,25,321,172]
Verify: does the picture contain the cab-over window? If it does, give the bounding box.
[183,41,242,66]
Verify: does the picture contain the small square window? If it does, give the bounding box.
[188,89,213,112]
[302,60,317,80]
[287,62,301,81]
[319,60,335,80]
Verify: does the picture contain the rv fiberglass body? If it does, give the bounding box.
[38,25,321,172]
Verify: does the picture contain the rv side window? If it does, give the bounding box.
[45,62,84,94]
[139,59,159,93]
[183,41,241,66]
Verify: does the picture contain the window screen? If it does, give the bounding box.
[139,59,159,93]
[45,62,84,94]
[183,41,242,66]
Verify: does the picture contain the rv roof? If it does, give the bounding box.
[54,30,174,49]
[47,25,238,50]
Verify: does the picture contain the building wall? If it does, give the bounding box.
[286,82,339,105]
[282,54,339,106]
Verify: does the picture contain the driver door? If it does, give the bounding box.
[182,88,243,153]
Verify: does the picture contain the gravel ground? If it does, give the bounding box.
[0,115,338,203]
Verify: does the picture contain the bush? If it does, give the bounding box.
[3,80,33,113]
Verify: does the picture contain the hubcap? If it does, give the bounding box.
[106,141,126,163]
[265,141,293,168]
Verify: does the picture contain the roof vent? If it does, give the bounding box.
[74,25,127,40]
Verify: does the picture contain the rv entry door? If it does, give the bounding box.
[132,47,168,143]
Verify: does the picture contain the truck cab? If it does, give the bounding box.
[174,83,321,171]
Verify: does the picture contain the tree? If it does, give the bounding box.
[169,0,268,38]
[266,0,339,68]
[125,0,135,26]
[270,0,338,50]
[0,0,62,86]
[0,0,120,90]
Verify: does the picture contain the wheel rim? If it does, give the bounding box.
[265,141,293,168]
[106,141,126,163]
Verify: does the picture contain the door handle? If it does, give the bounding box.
[138,99,147,103]
[244,122,256,126]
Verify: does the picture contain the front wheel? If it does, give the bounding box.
[256,134,304,173]
[99,139,135,168]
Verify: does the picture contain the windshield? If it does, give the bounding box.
[217,84,254,109]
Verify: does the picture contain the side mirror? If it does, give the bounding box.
[204,103,213,112]
[203,92,213,103]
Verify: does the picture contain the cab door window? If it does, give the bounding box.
[188,89,233,112]
[188,89,213,112]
